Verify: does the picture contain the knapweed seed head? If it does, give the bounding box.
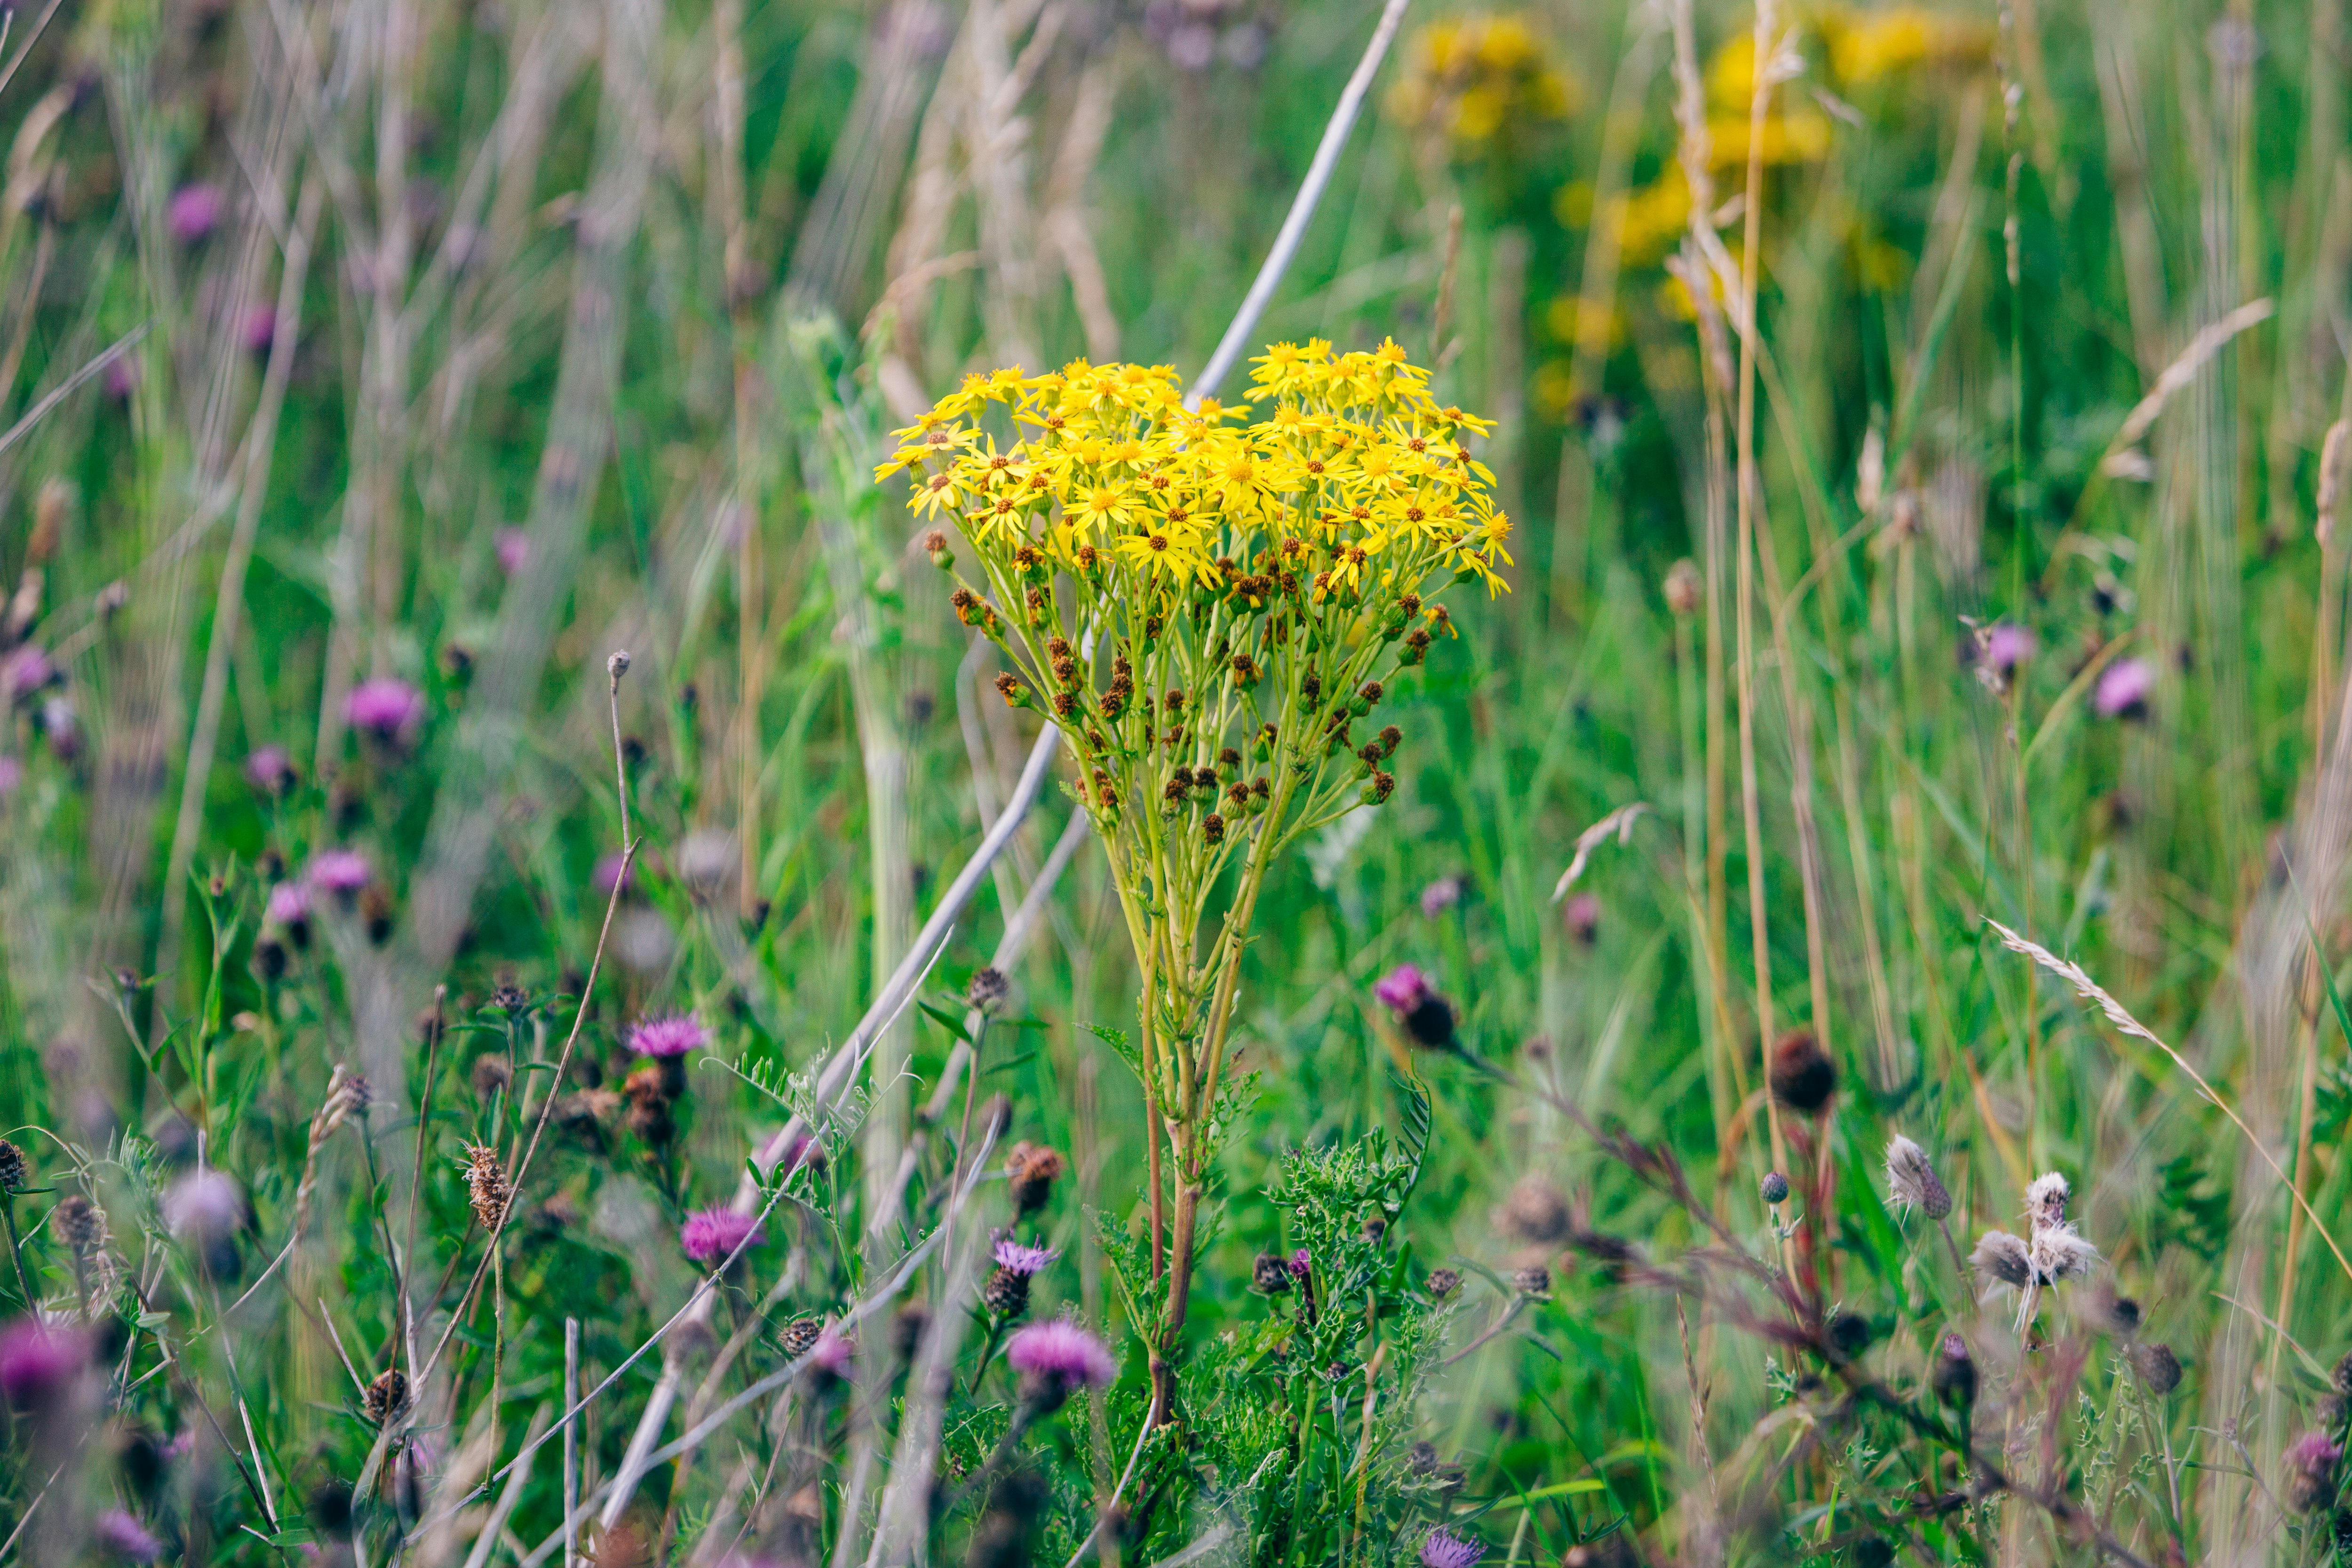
[1495,1176,1571,1245]
[1767,1028,1836,1112]
[0,1137,24,1193]
[1883,1135,1952,1219]
[363,1367,409,1424]
[1759,1170,1790,1206]
[53,1193,105,1260]
[680,1207,764,1266]
[1423,1267,1462,1300]
[1005,1143,1066,1217]
[1252,1252,1293,1293]
[967,965,1011,1014]
[2132,1341,2182,1395]
[461,1146,510,1232]
[1005,1318,1117,1411]
[780,1318,823,1359]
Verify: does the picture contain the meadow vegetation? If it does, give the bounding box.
[0,0,2350,1562]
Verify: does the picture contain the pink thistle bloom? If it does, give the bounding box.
[345,677,425,742]
[0,755,19,797]
[1006,1318,1117,1407]
[239,303,279,355]
[2286,1429,2343,1513]
[1374,964,1432,1012]
[495,528,530,574]
[166,183,223,244]
[1561,891,1601,944]
[0,1318,85,1409]
[1286,1248,1312,1280]
[2093,657,2154,720]
[95,1509,163,1563]
[103,352,139,400]
[163,1169,244,1243]
[1,645,53,702]
[992,1238,1060,1276]
[809,1324,855,1377]
[679,1207,764,1265]
[308,849,372,895]
[1419,1530,1484,1568]
[1419,875,1466,918]
[266,882,310,926]
[1984,622,2036,674]
[628,1014,707,1058]
[594,852,636,895]
[244,744,298,795]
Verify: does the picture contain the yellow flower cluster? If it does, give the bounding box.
[1387,13,1574,152]
[877,340,1512,602]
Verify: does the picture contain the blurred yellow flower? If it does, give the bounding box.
[1389,12,1578,159]
[1821,7,1996,84]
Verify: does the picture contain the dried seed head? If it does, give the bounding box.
[2025,1171,2072,1232]
[780,1317,823,1359]
[893,1303,931,1363]
[2131,1341,2183,1396]
[1495,1177,1571,1246]
[1251,1252,1293,1294]
[966,965,1011,1015]
[1768,1028,1836,1113]
[1510,1265,1552,1298]
[1663,558,1701,617]
[470,1055,513,1101]
[1970,1230,2033,1289]
[1004,1143,1066,1218]
[461,1146,511,1232]
[1423,1267,1462,1301]
[362,1368,409,1424]
[1759,1171,1790,1206]
[1883,1135,1952,1220]
[53,1194,106,1259]
[1827,1312,1873,1361]
[0,1138,25,1193]
[2333,1348,2352,1399]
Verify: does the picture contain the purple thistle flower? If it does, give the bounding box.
[166,183,223,245]
[1,644,53,702]
[0,755,18,798]
[38,696,75,760]
[628,1013,707,1058]
[95,1509,163,1563]
[809,1324,855,1378]
[495,528,530,574]
[2093,657,2154,721]
[104,353,139,400]
[239,302,279,355]
[1373,963,1457,1049]
[1374,964,1431,1011]
[1419,1529,1484,1568]
[2286,1429,2344,1513]
[345,677,425,743]
[0,1318,84,1409]
[1419,875,1467,918]
[163,1169,244,1244]
[1006,1318,1117,1409]
[243,744,298,796]
[266,882,310,926]
[594,852,636,896]
[992,1238,1060,1276]
[1561,891,1601,945]
[1984,622,2036,675]
[1286,1248,1312,1280]
[679,1207,765,1265]
[308,849,372,896]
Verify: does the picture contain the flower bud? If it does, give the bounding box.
[1760,1171,1789,1206]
